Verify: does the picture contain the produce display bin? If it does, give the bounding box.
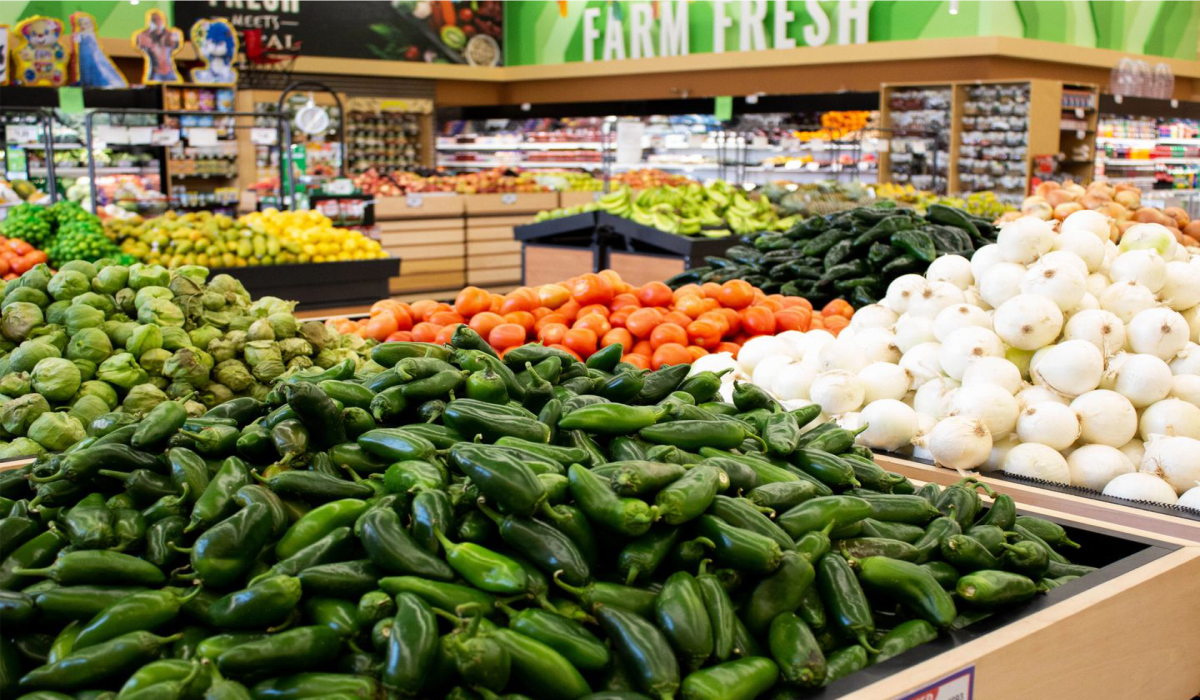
[212,258,401,312]
[833,498,1200,700]
[874,453,1200,544]
[514,212,741,286]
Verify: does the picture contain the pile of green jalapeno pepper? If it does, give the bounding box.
[0,330,1095,700]
[667,202,998,308]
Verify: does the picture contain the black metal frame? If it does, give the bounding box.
[2,106,60,203]
[275,80,348,180]
[82,108,289,214]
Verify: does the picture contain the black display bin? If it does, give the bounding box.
[211,257,400,311]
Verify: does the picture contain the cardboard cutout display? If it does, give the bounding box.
[71,12,128,88]
[133,9,182,85]
[189,18,239,86]
[12,16,69,87]
[0,26,9,86]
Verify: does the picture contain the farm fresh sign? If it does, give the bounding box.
[577,0,869,61]
[503,1,1200,65]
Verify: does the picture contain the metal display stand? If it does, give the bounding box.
[2,106,60,203]
[82,108,290,215]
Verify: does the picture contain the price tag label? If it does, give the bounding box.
[911,141,928,155]
[128,127,154,145]
[1075,108,1085,119]
[188,128,218,147]
[96,125,130,145]
[501,193,518,205]
[151,128,181,146]
[406,194,424,208]
[324,178,355,195]
[5,125,39,144]
[897,667,974,700]
[251,128,278,145]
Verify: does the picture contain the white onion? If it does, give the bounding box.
[848,304,899,331]
[737,335,790,374]
[816,336,868,374]
[1021,260,1086,312]
[1038,250,1090,278]
[858,362,912,403]
[927,416,993,470]
[1071,389,1139,447]
[858,400,918,451]
[894,314,937,353]
[1003,443,1070,484]
[1171,374,1200,406]
[963,286,988,310]
[1031,340,1104,397]
[899,342,944,390]
[1127,307,1190,361]
[925,255,973,290]
[835,412,863,432]
[1157,261,1200,311]
[979,262,1027,309]
[752,355,795,390]
[912,376,959,418]
[1139,398,1200,440]
[981,434,1020,473]
[1119,223,1175,256]
[1017,385,1069,408]
[809,371,865,415]
[690,352,742,379]
[1110,249,1167,293]
[1100,240,1120,274]
[939,327,1004,380]
[1060,209,1113,241]
[1102,472,1178,504]
[1071,293,1100,314]
[1178,486,1200,510]
[774,331,810,360]
[854,328,901,365]
[933,304,991,342]
[1106,353,1173,408]
[884,275,929,314]
[794,329,835,360]
[1054,229,1106,272]
[1181,305,1200,344]
[998,216,1055,264]
[951,384,1019,439]
[914,412,937,438]
[1169,343,1200,375]
[1141,435,1200,493]
[1099,280,1158,324]
[907,281,966,319]
[1119,438,1145,466]
[961,356,1023,395]
[1063,309,1126,357]
[1086,272,1111,298]
[772,362,818,401]
[1006,347,1035,381]
[970,244,1004,282]
[1067,445,1134,491]
[1016,401,1080,451]
[992,294,1064,351]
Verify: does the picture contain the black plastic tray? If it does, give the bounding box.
[822,503,1180,697]
[210,258,401,311]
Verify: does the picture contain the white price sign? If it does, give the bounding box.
[128,127,154,145]
[188,128,218,147]
[250,128,278,145]
[151,128,181,146]
[5,125,39,144]
[898,667,974,700]
[96,126,130,145]
[406,194,424,208]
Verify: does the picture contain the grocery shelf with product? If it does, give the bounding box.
[4,3,1200,698]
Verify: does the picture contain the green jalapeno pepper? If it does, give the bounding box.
[839,537,920,561]
[297,560,381,599]
[208,575,303,629]
[616,526,680,585]
[654,570,713,672]
[476,500,590,587]
[816,552,879,653]
[216,626,341,681]
[190,502,274,588]
[14,550,164,587]
[681,657,778,700]
[412,489,456,554]
[743,550,816,635]
[655,465,723,525]
[956,570,1039,608]
[18,631,182,692]
[443,399,549,443]
[74,588,196,650]
[855,556,957,628]
[1001,539,1051,578]
[480,620,592,700]
[256,526,352,582]
[695,515,781,574]
[380,576,496,616]
[32,585,146,622]
[61,494,115,550]
[635,364,690,404]
[769,612,825,688]
[707,495,794,551]
[596,604,679,700]
[450,443,548,518]
[567,464,655,537]
[974,493,1016,530]
[912,514,962,565]
[874,619,938,663]
[559,404,668,434]
[131,396,191,450]
[777,496,872,539]
[940,534,1000,572]
[860,518,925,543]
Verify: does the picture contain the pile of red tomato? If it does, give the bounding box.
[0,236,49,281]
[330,271,853,369]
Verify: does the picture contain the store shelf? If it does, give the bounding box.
[18,142,87,149]
[442,160,606,170]
[1097,137,1199,146]
[29,166,158,176]
[437,141,604,150]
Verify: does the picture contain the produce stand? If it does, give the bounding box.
[874,453,1200,544]
[515,211,740,287]
[212,258,400,311]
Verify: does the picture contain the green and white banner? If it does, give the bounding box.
[504,1,1200,65]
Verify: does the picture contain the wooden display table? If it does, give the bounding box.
[376,194,466,298]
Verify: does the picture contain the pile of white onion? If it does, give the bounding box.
[719,210,1200,508]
